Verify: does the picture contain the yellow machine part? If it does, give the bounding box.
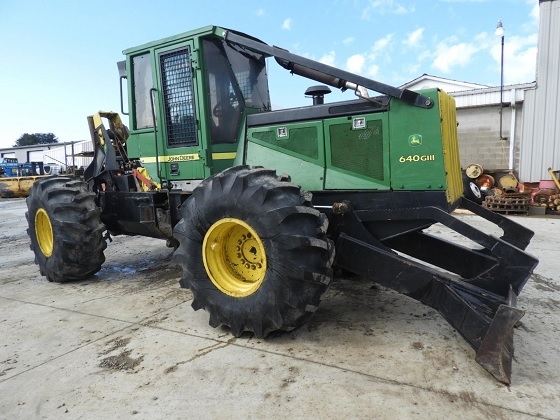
[0,176,47,198]
[202,218,267,297]
[90,111,129,146]
[134,167,161,192]
[438,90,463,204]
[89,111,160,192]
[35,208,54,257]
[548,168,560,190]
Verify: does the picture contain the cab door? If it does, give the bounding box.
[154,41,208,182]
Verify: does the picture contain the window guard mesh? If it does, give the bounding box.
[160,49,198,147]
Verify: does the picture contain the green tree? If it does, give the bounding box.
[14,133,59,147]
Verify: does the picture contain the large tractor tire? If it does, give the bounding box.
[173,166,334,338]
[26,176,107,283]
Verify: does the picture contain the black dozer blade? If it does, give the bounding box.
[334,197,538,384]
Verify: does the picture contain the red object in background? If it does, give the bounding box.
[539,179,558,190]
[531,188,556,205]
[476,174,495,190]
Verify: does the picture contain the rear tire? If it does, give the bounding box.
[173,166,334,338]
[26,176,107,282]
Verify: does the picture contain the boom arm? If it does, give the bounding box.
[223,30,433,109]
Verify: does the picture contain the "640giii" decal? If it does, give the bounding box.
[399,154,436,163]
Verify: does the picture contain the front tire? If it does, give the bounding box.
[26,176,107,282]
[173,166,334,338]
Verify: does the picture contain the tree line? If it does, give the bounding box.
[13,133,59,147]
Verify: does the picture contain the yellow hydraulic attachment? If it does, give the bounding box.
[87,112,160,192]
[90,112,129,147]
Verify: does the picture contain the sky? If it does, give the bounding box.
[0,0,540,149]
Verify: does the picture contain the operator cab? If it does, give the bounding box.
[120,27,270,188]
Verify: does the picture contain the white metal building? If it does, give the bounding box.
[520,0,560,181]
[43,140,94,170]
[0,141,92,170]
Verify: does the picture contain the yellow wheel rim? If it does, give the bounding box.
[203,218,267,297]
[35,208,54,257]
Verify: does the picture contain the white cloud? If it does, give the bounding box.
[366,64,380,78]
[319,51,336,67]
[256,8,265,16]
[404,28,424,48]
[373,34,394,53]
[425,27,537,83]
[361,0,414,19]
[506,46,537,83]
[404,62,421,75]
[432,39,480,73]
[418,49,432,63]
[282,18,292,30]
[346,54,366,73]
[495,34,538,83]
[529,0,539,21]
[342,37,355,46]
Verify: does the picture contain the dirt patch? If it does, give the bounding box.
[99,350,144,371]
[142,316,169,327]
[281,366,299,388]
[0,357,18,377]
[100,337,131,355]
[98,336,144,372]
[140,263,181,283]
[531,274,560,292]
[412,342,424,350]
[164,365,178,374]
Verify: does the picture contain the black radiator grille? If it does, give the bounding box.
[251,126,318,159]
[330,119,384,180]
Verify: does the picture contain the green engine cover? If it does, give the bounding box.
[247,88,451,193]
[389,88,448,191]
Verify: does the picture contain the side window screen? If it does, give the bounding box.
[133,53,153,129]
[160,48,197,148]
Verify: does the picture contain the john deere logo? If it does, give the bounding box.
[408,134,422,147]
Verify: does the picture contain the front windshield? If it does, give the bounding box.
[224,41,270,111]
[203,38,270,144]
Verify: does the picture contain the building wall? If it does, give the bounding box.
[0,148,34,162]
[44,141,93,169]
[0,142,87,166]
[519,0,560,181]
[456,103,523,173]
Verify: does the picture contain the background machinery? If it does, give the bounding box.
[25,26,538,384]
[0,158,46,198]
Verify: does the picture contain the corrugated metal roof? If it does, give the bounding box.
[400,74,488,91]
[451,83,535,108]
